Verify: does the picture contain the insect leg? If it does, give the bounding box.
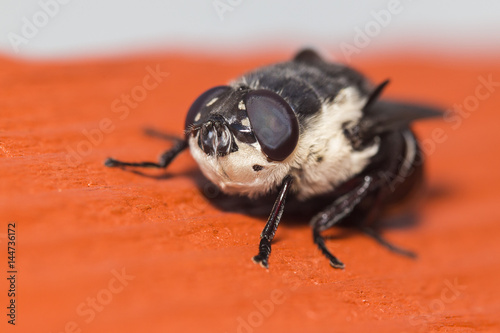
[252,175,294,269]
[352,172,418,259]
[105,139,188,168]
[360,226,417,258]
[311,175,375,269]
[313,229,345,269]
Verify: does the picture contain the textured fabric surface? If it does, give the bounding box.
[1,52,499,332]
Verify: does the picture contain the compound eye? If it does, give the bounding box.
[185,86,231,131]
[245,90,299,161]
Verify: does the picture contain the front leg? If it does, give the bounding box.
[105,139,188,168]
[252,175,294,269]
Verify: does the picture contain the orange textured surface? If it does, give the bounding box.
[1,52,500,333]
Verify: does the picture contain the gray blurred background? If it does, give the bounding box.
[1,0,498,59]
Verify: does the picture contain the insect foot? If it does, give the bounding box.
[252,238,272,269]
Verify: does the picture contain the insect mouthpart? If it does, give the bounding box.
[196,116,236,157]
